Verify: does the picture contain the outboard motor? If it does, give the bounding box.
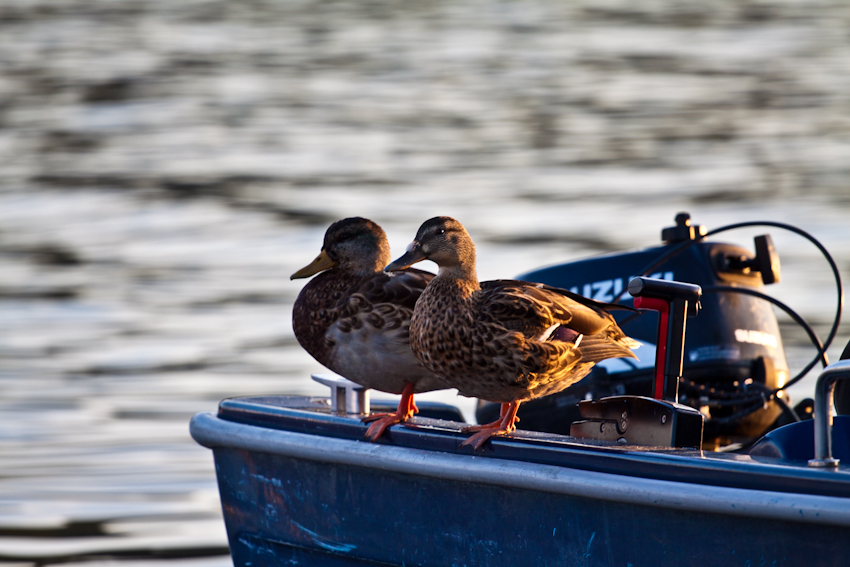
[479,212,791,449]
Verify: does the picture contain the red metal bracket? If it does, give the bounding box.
[634,296,669,400]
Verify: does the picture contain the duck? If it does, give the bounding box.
[385,216,639,449]
[291,217,444,441]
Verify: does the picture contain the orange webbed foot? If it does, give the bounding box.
[461,403,519,433]
[361,382,417,442]
[363,412,408,441]
[461,420,502,434]
[461,425,514,450]
[460,401,522,451]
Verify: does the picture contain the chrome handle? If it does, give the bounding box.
[808,359,850,467]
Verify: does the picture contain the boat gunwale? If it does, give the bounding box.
[211,395,850,496]
[190,410,850,528]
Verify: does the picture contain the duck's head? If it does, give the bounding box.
[291,217,390,279]
[386,216,477,278]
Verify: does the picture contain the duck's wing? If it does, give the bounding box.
[321,268,441,391]
[342,268,433,310]
[333,268,434,332]
[478,280,637,351]
[489,279,637,313]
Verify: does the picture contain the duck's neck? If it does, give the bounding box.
[436,264,480,296]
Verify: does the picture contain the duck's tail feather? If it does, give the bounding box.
[617,336,642,350]
[576,333,639,362]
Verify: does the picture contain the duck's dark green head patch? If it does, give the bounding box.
[322,217,390,273]
[325,217,385,250]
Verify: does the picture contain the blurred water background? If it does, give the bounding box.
[1,0,849,564]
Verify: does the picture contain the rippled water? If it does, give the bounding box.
[1,0,849,564]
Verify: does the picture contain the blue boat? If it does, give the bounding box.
[191,214,850,566]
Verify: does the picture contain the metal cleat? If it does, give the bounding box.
[311,374,370,415]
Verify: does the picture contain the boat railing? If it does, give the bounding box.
[809,359,850,467]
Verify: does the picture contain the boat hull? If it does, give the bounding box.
[193,411,850,567]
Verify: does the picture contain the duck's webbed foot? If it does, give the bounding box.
[362,382,418,441]
[461,401,521,450]
[461,403,519,433]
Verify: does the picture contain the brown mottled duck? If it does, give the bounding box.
[291,217,443,441]
[385,216,639,449]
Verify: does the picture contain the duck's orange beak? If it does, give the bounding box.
[291,249,337,279]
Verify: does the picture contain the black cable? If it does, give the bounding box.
[709,400,766,425]
[702,285,828,390]
[697,386,800,423]
[702,221,843,359]
[746,381,801,423]
[702,396,765,408]
[773,394,802,423]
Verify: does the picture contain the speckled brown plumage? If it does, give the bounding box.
[291,217,443,440]
[386,216,639,448]
[406,275,637,403]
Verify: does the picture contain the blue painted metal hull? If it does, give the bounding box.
[213,446,846,567]
[191,398,850,567]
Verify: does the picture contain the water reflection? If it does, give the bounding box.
[1,0,849,564]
